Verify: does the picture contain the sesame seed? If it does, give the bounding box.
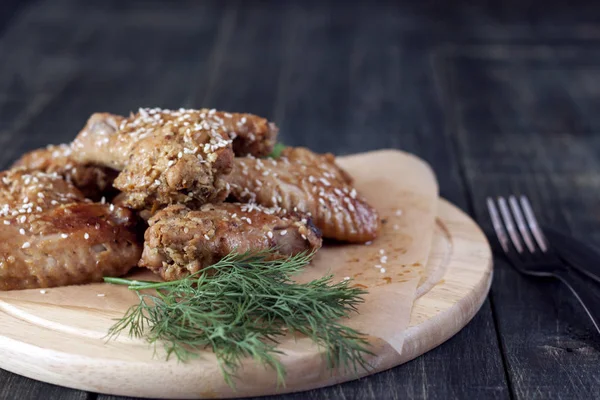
[19,216,26,223]
[280,230,287,236]
[350,189,357,199]
[204,234,210,240]
[380,268,386,273]
[100,196,106,204]
[364,241,372,246]
[109,204,115,211]
[178,152,183,158]
[19,228,25,235]
[22,242,31,249]
[97,294,105,297]
[37,192,45,198]
[395,209,403,216]
[374,264,382,269]
[267,231,273,239]
[84,233,90,240]
[167,160,175,167]
[379,249,385,255]
[380,256,388,264]
[3,220,9,225]
[343,276,350,281]
[40,290,46,294]
[61,234,68,239]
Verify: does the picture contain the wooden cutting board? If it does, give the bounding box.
[0,151,492,399]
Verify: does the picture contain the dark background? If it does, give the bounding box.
[1,0,600,399]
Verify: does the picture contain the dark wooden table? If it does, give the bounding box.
[1,1,600,399]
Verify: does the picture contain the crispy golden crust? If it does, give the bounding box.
[0,169,142,290]
[140,203,322,281]
[12,144,118,201]
[226,147,380,243]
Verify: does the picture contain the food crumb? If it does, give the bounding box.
[380,268,386,273]
[395,209,403,216]
[39,290,46,294]
[343,276,350,281]
[379,249,385,255]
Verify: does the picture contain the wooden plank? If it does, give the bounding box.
[0,1,508,399]
[0,1,227,399]
[182,2,506,399]
[439,45,600,399]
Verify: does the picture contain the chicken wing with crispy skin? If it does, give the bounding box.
[225,147,380,243]
[200,110,278,157]
[140,203,322,281]
[0,169,142,290]
[72,109,235,211]
[71,108,277,167]
[12,144,118,201]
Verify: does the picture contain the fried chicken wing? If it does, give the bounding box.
[225,147,380,243]
[200,110,278,157]
[72,109,235,211]
[0,169,142,290]
[140,203,322,281]
[12,144,118,200]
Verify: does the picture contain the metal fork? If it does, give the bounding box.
[487,195,600,334]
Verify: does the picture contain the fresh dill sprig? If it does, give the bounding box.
[104,250,372,387]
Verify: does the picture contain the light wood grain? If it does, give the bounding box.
[0,151,492,399]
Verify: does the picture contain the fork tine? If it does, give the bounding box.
[498,197,524,253]
[519,196,548,252]
[509,196,536,253]
[487,198,510,253]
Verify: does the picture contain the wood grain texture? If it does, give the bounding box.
[436,45,600,399]
[6,0,600,398]
[0,195,491,399]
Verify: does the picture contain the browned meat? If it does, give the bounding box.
[225,147,380,243]
[71,113,127,170]
[0,169,142,291]
[72,109,235,211]
[200,110,278,157]
[12,144,118,201]
[140,203,322,281]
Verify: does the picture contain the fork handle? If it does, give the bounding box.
[554,267,600,334]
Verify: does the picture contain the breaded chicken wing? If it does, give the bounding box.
[0,169,142,290]
[140,203,322,281]
[12,144,118,201]
[72,109,235,211]
[200,110,278,157]
[225,147,380,243]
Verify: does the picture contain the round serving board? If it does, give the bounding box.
[0,198,492,399]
